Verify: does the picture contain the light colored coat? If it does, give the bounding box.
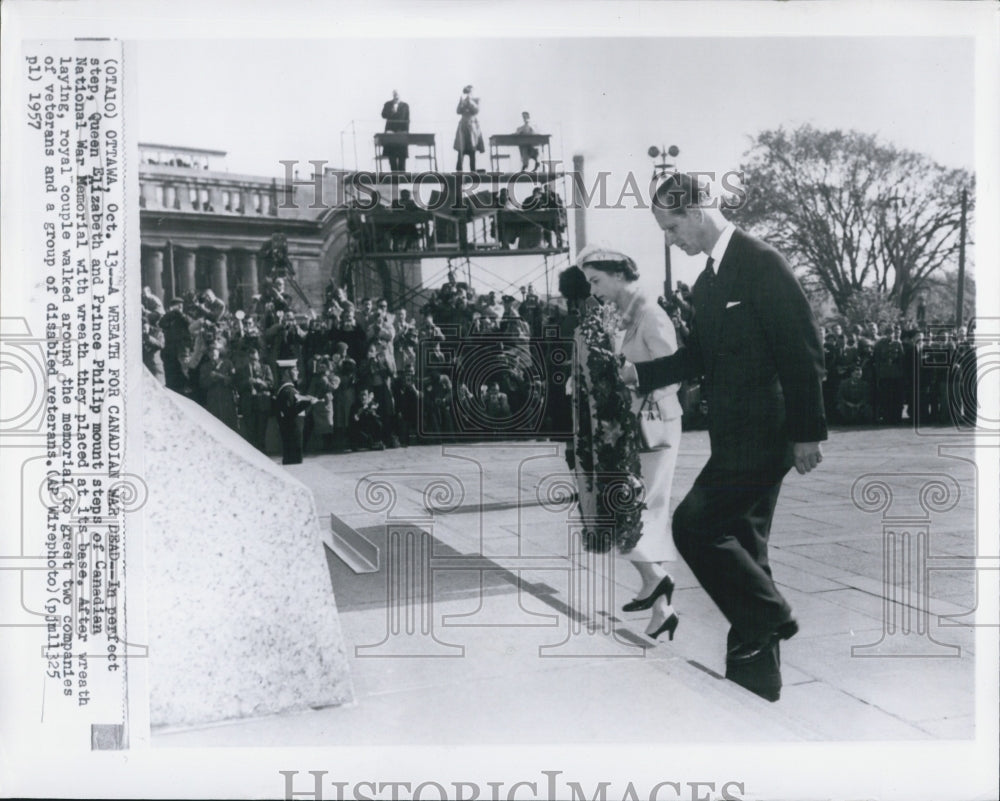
[618,291,682,420]
[454,96,485,154]
[616,290,683,563]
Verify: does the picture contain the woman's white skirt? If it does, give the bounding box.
[625,416,682,563]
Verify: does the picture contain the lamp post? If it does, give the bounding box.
[649,144,680,297]
[955,187,968,328]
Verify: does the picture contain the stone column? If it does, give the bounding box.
[162,242,175,301]
[209,250,229,304]
[238,251,259,306]
[139,180,155,209]
[175,248,197,295]
[140,246,164,300]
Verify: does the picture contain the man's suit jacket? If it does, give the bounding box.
[381,100,410,156]
[635,228,827,473]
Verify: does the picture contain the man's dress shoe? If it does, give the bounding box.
[724,619,799,703]
[728,618,799,664]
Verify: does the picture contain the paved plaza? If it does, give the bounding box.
[155,425,986,746]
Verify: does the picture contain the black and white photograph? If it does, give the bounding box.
[0,2,997,799]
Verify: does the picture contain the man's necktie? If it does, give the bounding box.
[705,257,716,287]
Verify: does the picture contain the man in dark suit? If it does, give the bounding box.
[623,173,827,701]
[381,90,410,172]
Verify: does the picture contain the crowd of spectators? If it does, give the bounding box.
[141,271,581,454]
[653,281,979,430]
[820,319,979,427]
[141,269,979,458]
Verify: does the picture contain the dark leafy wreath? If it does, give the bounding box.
[566,304,646,553]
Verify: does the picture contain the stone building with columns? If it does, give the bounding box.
[138,143,422,312]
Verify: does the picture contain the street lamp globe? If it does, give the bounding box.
[648,143,680,295]
[649,144,680,180]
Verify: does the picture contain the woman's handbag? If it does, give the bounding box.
[637,395,673,452]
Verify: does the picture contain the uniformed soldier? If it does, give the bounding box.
[236,346,274,451]
[273,360,318,465]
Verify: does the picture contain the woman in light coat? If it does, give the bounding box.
[579,248,683,642]
[454,84,485,171]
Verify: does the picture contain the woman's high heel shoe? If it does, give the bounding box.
[646,612,679,642]
[622,574,674,613]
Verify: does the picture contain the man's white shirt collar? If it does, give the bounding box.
[709,222,736,273]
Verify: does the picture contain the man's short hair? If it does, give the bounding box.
[652,172,710,214]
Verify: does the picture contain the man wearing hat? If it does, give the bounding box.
[237,346,275,452]
[158,297,192,394]
[273,360,319,465]
[393,367,422,447]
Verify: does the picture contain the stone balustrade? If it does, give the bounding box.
[139,168,280,217]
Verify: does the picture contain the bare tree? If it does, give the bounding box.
[921,269,976,327]
[730,125,973,315]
